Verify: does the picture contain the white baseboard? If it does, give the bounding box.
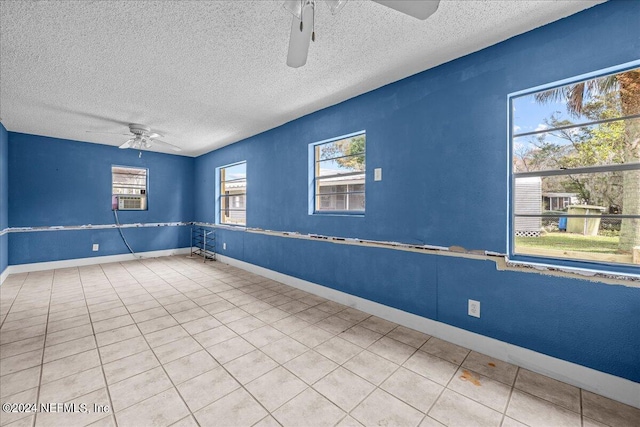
[0,268,9,286]
[216,254,640,410]
[1,248,191,280]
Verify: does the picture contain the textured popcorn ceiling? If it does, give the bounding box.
[0,1,602,156]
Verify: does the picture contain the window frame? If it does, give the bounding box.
[308,131,366,216]
[216,161,247,227]
[111,165,148,211]
[507,59,640,277]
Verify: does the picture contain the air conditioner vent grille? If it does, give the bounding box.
[118,195,147,211]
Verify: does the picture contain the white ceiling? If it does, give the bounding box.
[0,0,603,157]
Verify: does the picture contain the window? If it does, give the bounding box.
[510,63,640,269]
[112,166,147,210]
[219,162,246,226]
[312,133,366,213]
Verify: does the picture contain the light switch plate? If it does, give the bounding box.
[374,168,382,181]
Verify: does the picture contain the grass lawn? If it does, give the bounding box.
[516,232,620,254]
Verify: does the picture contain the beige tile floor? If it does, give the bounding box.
[0,256,638,427]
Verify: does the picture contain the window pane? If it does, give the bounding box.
[348,193,365,210]
[315,192,365,212]
[317,157,366,177]
[221,179,246,195]
[512,66,639,174]
[219,162,246,226]
[318,185,336,195]
[515,218,639,265]
[511,65,640,268]
[513,118,637,173]
[514,169,640,265]
[313,133,365,213]
[316,135,365,161]
[221,194,246,209]
[316,173,365,212]
[317,174,365,189]
[512,68,631,130]
[514,171,640,216]
[220,195,246,225]
[222,163,246,181]
[112,166,147,195]
[320,194,332,209]
[315,135,365,176]
[220,208,246,226]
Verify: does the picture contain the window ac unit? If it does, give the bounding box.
[118,195,147,210]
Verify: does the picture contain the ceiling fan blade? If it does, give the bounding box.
[151,139,182,152]
[86,130,132,136]
[372,0,440,20]
[324,0,348,15]
[283,0,303,19]
[148,132,164,139]
[286,4,314,68]
[119,139,134,149]
[41,104,130,126]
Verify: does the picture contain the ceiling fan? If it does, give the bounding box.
[87,123,182,152]
[284,0,441,68]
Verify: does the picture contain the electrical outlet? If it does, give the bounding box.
[223,243,227,250]
[92,244,99,252]
[374,168,382,181]
[468,299,480,318]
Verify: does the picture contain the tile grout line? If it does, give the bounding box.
[148,255,274,426]
[501,366,521,427]
[281,322,424,424]
[205,276,430,424]
[201,347,278,423]
[201,294,396,421]
[10,258,640,424]
[122,257,303,425]
[0,334,46,362]
[13,262,398,425]
[244,345,342,423]
[440,354,520,421]
[170,259,305,425]
[6,256,636,426]
[340,331,449,420]
[416,340,473,426]
[146,257,349,425]
[100,259,206,427]
[580,387,584,427]
[0,273,29,330]
[326,324,437,423]
[80,265,118,427]
[32,270,55,427]
[346,338,418,419]
[511,379,585,419]
[56,277,110,405]
[0,260,212,404]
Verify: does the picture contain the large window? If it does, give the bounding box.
[510,64,640,269]
[312,133,366,213]
[219,162,246,226]
[112,166,147,210]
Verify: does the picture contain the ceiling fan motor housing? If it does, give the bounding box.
[129,124,151,136]
[117,123,180,152]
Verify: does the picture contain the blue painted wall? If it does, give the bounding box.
[194,1,640,382]
[8,133,194,264]
[1,123,8,275]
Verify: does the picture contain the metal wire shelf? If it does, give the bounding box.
[189,226,216,262]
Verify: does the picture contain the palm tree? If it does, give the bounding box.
[534,69,640,253]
